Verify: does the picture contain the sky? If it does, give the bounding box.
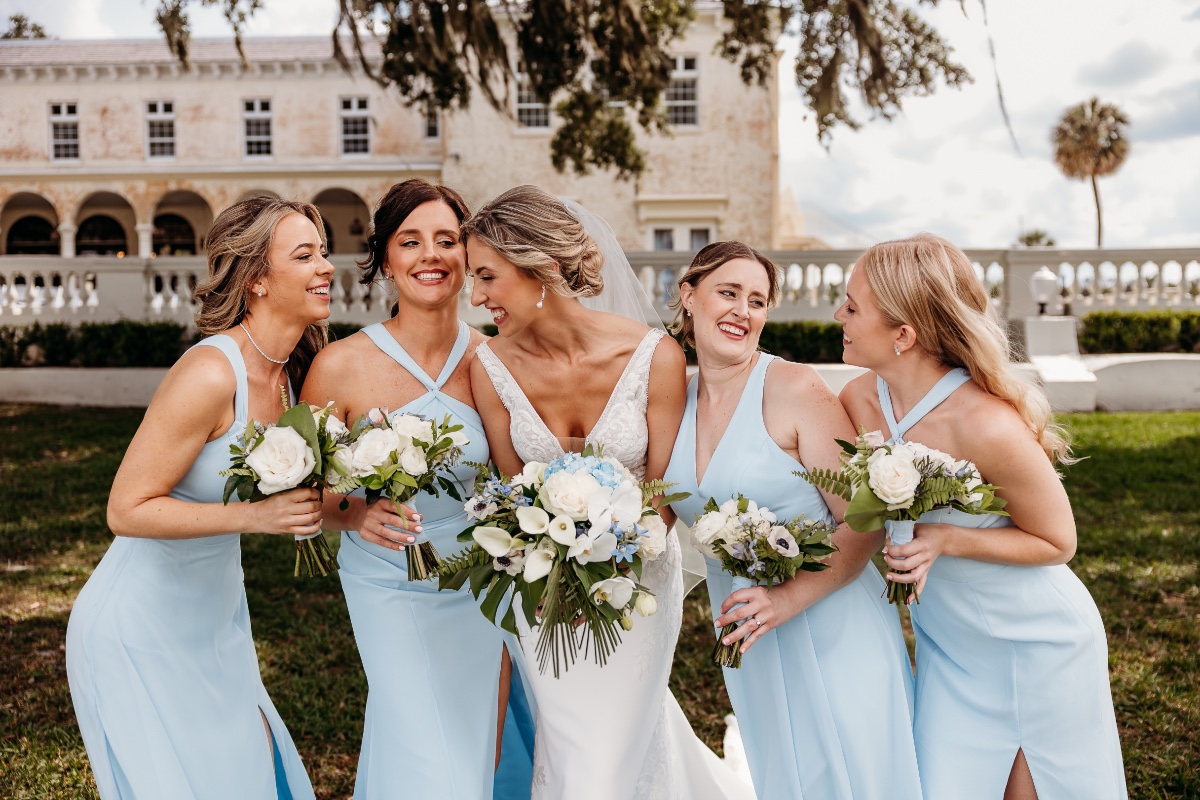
[5,0,1199,248]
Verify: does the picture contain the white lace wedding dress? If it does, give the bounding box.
[476,328,753,800]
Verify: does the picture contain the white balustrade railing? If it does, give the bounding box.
[2,248,1198,328]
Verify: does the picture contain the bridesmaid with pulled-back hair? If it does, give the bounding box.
[67,196,332,799]
[302,179,532,800]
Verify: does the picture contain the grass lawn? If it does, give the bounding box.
[1,404,1198,799]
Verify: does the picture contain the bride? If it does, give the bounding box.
[464,185,751,799]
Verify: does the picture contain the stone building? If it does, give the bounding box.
[0,4,781,261]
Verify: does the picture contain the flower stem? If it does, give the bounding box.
[711,622,744,669]
[884,570,920,605]
[405,540,443,582]
[294,534,337,578]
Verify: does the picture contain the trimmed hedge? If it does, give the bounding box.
[1078,310,1200,355]
[0,320,851,367]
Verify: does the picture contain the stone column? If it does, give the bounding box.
[58,222,77,258]
[136,222,155,259]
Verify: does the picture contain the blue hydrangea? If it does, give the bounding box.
[543,453,626,489]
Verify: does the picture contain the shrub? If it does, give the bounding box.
[1079,310,1200,354]
[327,322,363,342]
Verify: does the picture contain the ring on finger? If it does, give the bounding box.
[748,615,760,627]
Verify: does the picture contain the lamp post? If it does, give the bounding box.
[1030,266,1058,315]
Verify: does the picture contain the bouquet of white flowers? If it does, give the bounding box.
[439,446,685,677]
[690,494,837,668]
[800,430,1008,604]
[220,392,351,577]
[335,407,470,581]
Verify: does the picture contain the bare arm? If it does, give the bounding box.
[717,363,884,649]
[885,408,1076,592]
[470,355,525,478]
[299,342,419,549]
[107,348,322,540]
[643,337,687,527]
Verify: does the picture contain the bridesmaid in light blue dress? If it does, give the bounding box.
[302,180,532,800]
[67,197,333,799]
[837,234,1126,799]
[663,242,922,800]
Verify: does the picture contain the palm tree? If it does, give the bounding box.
[1053,98,1130,247]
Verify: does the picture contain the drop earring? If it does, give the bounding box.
[536,284,546,309]
[894,346,901,356]
[257,289,264,297]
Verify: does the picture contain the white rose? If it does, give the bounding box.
[867,452,922,510]
[349,427,401,477]
[639,514,668,561]
[390,413,435,448]
[398,445,428,477]
[539,470,602,521]
[327,445,354,479]
[591,575,636,609]
[245,426,315,495]
[863,429,887,449]
[718,498,741,517]
[690,512,728,547]
[635,592,658,617]
[312,406,349,440]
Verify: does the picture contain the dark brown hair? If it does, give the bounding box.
[670,241,780,348]
[359,179,471,316]
[194,195,328,387]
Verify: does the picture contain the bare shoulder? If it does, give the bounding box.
[764,357,844,415]
[164,343,236,397]
[949,384,1034,448]
[650,332,686,369]
[308,330,375,379]
[839,371,878,412]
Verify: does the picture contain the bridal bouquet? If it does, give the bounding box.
[221,393,351,577]
[336,407,469,581]
[800,430,1008,604]
[439,446,685,677]
[690,495,837,668]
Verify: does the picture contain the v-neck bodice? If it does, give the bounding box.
[665,353,834,530]
[475,328,664,480]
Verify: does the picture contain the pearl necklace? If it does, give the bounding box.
[239,322,289,365]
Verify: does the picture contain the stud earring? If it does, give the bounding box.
[686,308,691,317]
[257,289,264,297]
[536,284,546,309]
[894,346,901,356]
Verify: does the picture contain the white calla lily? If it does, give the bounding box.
[516,505,551,535]
[547,515,578,546]
[523,540,557,581]
[473,526,522,557]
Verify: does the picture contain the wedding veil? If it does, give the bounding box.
[560,198,665,331]
[561,197,707,594]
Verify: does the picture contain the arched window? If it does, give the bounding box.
[77,215,129,256]
[6,216,58,255]
[152,214,197,255]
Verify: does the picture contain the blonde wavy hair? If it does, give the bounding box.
[858,233,1073,464]
[193,196,329,387]
[460,185,604,298]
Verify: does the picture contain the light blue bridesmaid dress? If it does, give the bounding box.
[664,353,923,800]
[65,334,314,800]
[337,322,533,800]
[878,368,1127,799]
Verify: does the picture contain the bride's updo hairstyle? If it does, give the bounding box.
[460,185,605,298]
[194,196,329,386]
[858,233,1072,464]
[669,241,780,349]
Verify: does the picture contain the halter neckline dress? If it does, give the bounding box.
[338,321,533,800]
[878,367,1126,799]
[664,353,922,800]
[66,334,314,800]
[476,328,753,800]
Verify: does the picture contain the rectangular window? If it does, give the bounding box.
[690,228,711,251]
[50,102,79,160]
[340,96,369,155]
[666,55,698,127]
[424,108,440,140]
[516,75,550,129]
[654,228,675,252]
[243,98,272,157]
[146,100,175,158]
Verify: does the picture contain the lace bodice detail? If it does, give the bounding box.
[475,328,665,481]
